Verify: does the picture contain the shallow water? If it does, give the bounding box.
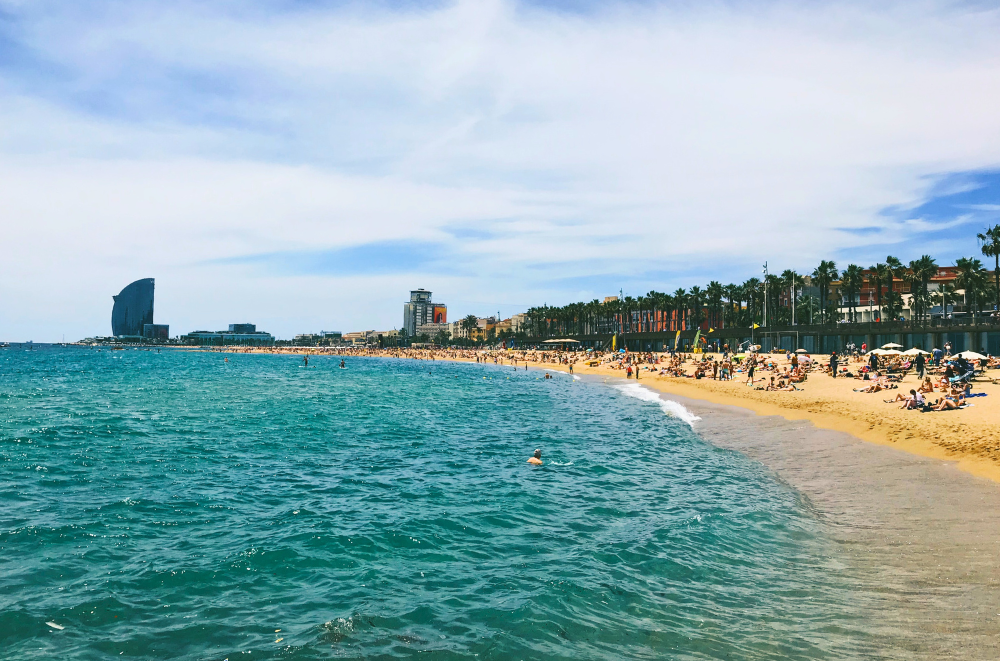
[0,347,977,659]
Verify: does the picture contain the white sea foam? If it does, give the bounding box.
[613,383,701,426]
[572,375,581,381]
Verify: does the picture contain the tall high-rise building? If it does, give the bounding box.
[112,278,155,336]
[403,289,447,336]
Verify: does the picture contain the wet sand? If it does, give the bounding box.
[666,389,1000,659]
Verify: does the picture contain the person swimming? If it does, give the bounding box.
[339,359,346,369]
[527,449,542,465]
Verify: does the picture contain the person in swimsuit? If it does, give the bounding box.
[528,449,542,465]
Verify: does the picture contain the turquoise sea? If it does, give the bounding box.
[2,347,878,659]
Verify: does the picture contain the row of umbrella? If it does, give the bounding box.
[870,343,987,360]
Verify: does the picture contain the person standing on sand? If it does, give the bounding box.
[915,352,926,379]
[830,351,839,378]
[569,363,573,375]
[746,357,756,386]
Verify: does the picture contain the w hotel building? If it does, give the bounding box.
[403,289,447,336]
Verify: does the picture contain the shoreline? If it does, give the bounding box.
[542,361,1000,484]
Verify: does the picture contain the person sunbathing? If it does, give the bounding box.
[918,377,934,393]
[898,389,925,409]
[855,376,890,393]
[930,393,965,411]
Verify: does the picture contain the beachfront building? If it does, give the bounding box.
[510,313,528,333]
[448,321,468,339]
[112,278,155,337]
[833,266,981,323]
[403,290,447,337]
[142,324,169,340]
[342,331,375,346]
[290,330,344,346]
[416,322,449,338]
[180,327,275,346]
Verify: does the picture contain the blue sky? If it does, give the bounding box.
[2,0,1000,340]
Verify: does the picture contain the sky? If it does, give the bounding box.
[2,0,1000,341]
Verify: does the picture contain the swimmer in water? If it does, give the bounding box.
[303,355,308,367]
[339,359,346,369]
[527,449,542,465]
[544,373,552,379]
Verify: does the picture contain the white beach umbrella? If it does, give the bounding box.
[955,351,987,360]
[881,343,903,349]
[794,348,809,354]
[902,348,930,355]
[870,348,901,356]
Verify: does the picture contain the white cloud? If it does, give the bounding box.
[2,0,1000,340]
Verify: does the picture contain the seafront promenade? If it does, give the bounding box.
[529,317,1000,356]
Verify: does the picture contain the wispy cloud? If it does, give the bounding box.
[2,0,1000,339]
[214,240,456,276]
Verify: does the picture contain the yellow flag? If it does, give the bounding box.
[752,323,759,329]
[708,328,714,333]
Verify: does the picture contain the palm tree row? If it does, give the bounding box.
[521,228,1000,339]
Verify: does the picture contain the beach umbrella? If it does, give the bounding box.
[870,348,901,356]
[880,343,903,349]
[902,348,930,356]
[794,349,809,354]
[955,351,987,360]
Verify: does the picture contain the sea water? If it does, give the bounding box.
[3,347,880,659]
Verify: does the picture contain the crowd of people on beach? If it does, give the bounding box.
[205,339,994,415]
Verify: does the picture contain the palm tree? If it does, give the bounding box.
[955,257,988,319]
[743,278,761,326]
[908,255,938,321]
[706,281,724,329]
[462,314,478,342]
[688,285,706,329]
[811,260,837,323]
[978,224,1000,312]
[868,263,885,321]
[841,264,865,323]
[722,284,739,327]
[672,288,687,330]
[884,256,905,321]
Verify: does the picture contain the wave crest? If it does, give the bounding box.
[613,383,701,426]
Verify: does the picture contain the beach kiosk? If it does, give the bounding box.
[541,338,581,351]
